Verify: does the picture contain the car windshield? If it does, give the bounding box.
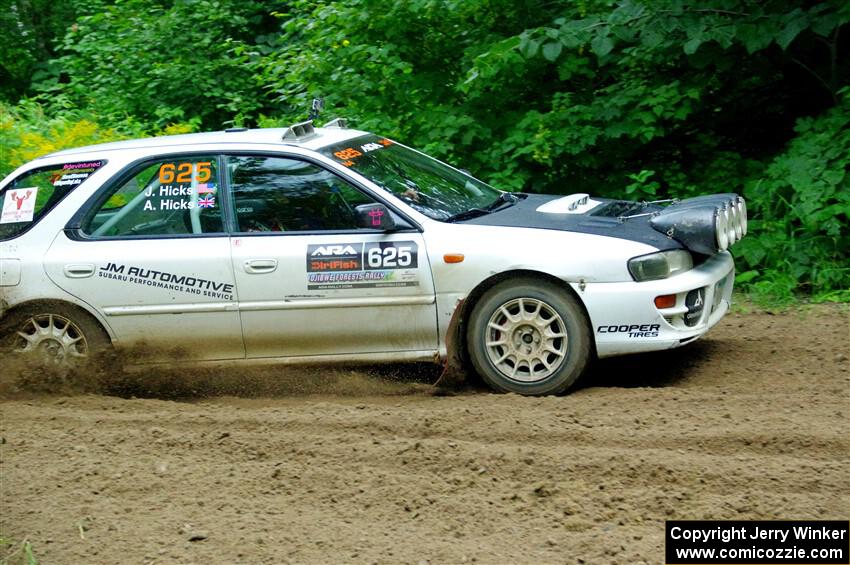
[320,134,504,221]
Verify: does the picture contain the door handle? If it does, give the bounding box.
[244,259,278,274]
[64,264,95,278]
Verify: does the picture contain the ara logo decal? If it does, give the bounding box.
[311,245,359,257]
[307,243,363,272]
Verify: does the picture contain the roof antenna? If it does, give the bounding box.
[309,98,324,122]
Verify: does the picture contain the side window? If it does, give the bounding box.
[227,156,375,232]
[1,160,105,240]
[83,156,223,237]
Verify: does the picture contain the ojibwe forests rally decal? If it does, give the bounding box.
[98,262,235,300]
[306,241,419,290]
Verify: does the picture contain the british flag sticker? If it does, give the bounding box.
[198,195,216,209]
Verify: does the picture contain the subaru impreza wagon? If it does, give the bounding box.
[0,119,746,395]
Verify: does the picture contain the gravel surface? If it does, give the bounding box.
[1,304,848,564]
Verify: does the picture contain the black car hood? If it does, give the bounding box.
[462,194,682,250]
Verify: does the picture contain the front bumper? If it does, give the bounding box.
[572,251,735,358]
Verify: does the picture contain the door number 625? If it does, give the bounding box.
[367,245,413,268]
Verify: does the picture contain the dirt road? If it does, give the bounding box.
[1,305,848,564]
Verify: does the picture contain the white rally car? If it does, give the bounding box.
[0,120,745,395]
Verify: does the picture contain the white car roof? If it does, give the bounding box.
[42,124,370,160]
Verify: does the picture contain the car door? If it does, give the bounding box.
[44,154,245,360]
[225,154,438,359]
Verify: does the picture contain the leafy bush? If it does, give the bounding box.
[736,89,850,303]
[38,0,275,129]
[0,99,197,175]
[1,0,848,302]
[0,99,121,175]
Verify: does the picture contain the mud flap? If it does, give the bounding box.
[433,299,468,389]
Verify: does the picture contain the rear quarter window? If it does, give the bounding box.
[0,160,105,240]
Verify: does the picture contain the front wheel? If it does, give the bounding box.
[466,278,591,395]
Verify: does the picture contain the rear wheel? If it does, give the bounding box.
[1,302,110,375]
[466,278,590,395]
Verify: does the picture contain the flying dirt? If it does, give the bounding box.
[1,305,848,564]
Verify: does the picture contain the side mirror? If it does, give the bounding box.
[355,203,396,231]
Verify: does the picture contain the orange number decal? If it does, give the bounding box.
[195,162,212,183]
[159,163,176,183]
[334,148,363,161]
[176,163,193,183]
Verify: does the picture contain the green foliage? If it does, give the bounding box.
[0,98,196,174]
[624,169,660,200]
[0,0,848,301]
[42,0,279,128]
[736,89,850,303]
[0,0,106,101]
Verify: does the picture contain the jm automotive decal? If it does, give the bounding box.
[99,262,235,300]
[306,241,419,290]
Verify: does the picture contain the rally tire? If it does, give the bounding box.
[0,301,111,374]
[466,278,591,395]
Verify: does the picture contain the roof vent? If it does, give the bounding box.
[224,127,248,133]
[282,120,317,141]
[323,117,347,129]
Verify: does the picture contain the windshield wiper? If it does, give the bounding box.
[446,192,522,223]
[445,207,490,223]
[485,191,521,211]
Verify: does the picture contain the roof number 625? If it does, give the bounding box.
[159,162,212,184]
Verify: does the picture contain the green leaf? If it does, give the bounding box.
[683,37,701,55]
[823,169,846,186]
[736,270,760,284]
[776,12,809,50]
[591,32,614,57]
[542,41,563,62]
[811,10,840,37]
[520,37,541,58]
[738,23,774,54]
[640,28,664,48]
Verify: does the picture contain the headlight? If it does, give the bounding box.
[730,202,744,241]
[649,194,747,254]
[628,250,693,282]
[716,209,729,251]
[727,204,739,243]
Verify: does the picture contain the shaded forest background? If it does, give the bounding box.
[1,0,848,302]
